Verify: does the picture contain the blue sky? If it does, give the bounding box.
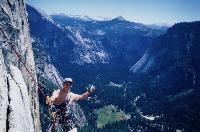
[26,0,200,25]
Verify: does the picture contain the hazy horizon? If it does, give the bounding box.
[26,0,200,25]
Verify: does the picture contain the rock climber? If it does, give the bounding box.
[46,77,95,131]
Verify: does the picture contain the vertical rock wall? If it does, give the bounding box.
[0,0,40,131]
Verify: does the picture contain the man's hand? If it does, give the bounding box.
[46,96,52,106]
[89,85,96,93]
[51,112,57,122]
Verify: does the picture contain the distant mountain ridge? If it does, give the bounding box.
[27,4,166,82]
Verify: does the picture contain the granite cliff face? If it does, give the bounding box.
[131,22,200,94]
[0,0,40,131]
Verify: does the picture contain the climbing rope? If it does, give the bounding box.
[0,28,46,100]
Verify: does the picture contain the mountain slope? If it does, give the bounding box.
[92,22,200,131]
[51,13,165,66]
[130,21,200,131]
[27,5,166,89]
[131,22,200,94]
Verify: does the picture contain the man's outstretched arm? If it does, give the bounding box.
[75,87,96,101]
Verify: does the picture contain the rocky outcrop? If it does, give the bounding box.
[131,22,200,94]
[0,0,40,131]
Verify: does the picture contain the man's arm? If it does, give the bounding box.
[46,90,59,105]
[72,87,95,101]
[79,87,96,100]
[79,92,91,100]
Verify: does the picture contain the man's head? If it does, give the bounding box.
[63,78,73,91]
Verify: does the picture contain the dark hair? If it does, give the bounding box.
[64,81,72,85]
